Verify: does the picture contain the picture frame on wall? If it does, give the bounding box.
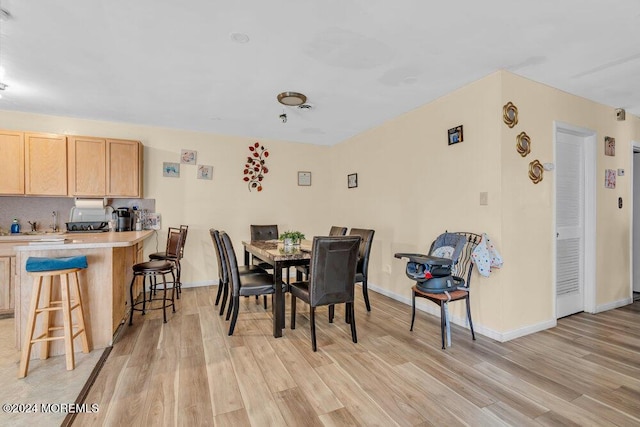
[448,125,463,145]
[605,169,616,189]
[163,162,180,177]
[197,165,213,180]
[298,171,311,186]
[348,173,358,188]
[604,136,615,156]
[181,149,197,164]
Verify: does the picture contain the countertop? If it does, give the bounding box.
[1,230,155,252]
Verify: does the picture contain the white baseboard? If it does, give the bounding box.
[595,297,633,313]
[366,282,556,343]
[181,280,217,289]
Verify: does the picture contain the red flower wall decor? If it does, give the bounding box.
[243,142,269,192]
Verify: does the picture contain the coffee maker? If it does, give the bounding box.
[115,207,132,232]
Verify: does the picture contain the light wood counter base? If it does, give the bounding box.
[13,230,153,358]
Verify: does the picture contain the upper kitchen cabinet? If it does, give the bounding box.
[68,136,142,197]
[68,136,107,196]
[0,130,25,194]
[107,139,142,197]
[25,132,68,196]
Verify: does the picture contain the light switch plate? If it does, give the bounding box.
[480,192,488,206]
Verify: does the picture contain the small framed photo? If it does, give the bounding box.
[604,136,615,156]
[448,125,463,145]
[298,171,311,186]
[348,173,358,189]
[163,162,180,177]
[197,165,213,180]
[605,169,616,189]
[181,149,197,164]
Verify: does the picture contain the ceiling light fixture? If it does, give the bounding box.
[277,91,307,106]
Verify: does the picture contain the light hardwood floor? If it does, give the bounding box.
[74,286,640,426]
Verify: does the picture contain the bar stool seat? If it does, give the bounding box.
[19,256,90,378]
[129,260,176,325]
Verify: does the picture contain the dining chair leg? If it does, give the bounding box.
[410,289,416,331]
[310,306,317,352]
[219,280,229,316]
[362,279,371,312]
[466,295,476,340]
[349,302,357,344]
[328,305,334,323]
[263,295,267,310]
[439,302,446,349]
[290,295,297,329]
[228,296,240,335]
[214,280,223,306]
[225,294,234,321]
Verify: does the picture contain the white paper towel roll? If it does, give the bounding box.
[74,198,106,209]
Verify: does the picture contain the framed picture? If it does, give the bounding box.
[448,125,463,145]
[298,171,311,186]
[348,173,358,189]
[163,162,180,177]
[181,149,197,164]
[605,136,615,156]
[197,165,213,180]
[605,169,616,189]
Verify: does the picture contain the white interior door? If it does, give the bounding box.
[556,131,585,317]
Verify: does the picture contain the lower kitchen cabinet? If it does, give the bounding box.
[0,256,15,316]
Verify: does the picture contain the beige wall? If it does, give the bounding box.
[0,111,331,286]
[2,69,638,340]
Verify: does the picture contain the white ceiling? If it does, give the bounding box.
[1,1,639,146]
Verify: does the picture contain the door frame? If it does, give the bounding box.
[553,121,597,315]
[630,141,640,296]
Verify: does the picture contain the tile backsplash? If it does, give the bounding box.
[0,196,155,233]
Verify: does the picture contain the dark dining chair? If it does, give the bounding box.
[249,224,278,270]
[220,231,278,336]
[290,235,361,351]
[349,228,375,312]
[296,226,347,280]
[149,224,188,296]
[210,229,268,316]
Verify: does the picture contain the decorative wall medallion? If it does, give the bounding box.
[528,159,544,184]
[516,132,531,157]
[503,102,518,128]
[243,142,269,192]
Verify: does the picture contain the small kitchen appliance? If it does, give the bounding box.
[115,207,132,232]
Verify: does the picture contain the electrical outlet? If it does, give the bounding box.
[480,192,488,206]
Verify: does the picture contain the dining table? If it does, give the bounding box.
[242,239,312,337]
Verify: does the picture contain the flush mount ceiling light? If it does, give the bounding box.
[277,91,307,106]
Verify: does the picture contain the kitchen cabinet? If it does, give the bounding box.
[0,131,25,194]
[68,136,142,197]
[25,132,68,196]
[107,139,142,197]
[0,256,15,316]
[68,136,106,196]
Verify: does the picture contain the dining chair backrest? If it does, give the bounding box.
[308,236,361,307]
[348,228,375,278]
[329,226,347,236]
[165,227,184,260]
[209,229,228,285]
[219,232,242,296]
[250,224,278,241]
[178,225,189,258]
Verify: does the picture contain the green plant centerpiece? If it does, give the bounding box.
[279,230,305,246]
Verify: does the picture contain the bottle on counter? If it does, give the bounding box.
[10,218,20,234]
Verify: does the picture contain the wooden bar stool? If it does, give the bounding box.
[18,256,90,378]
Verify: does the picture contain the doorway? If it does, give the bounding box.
[554,123,596,318]
[632,143,640,300]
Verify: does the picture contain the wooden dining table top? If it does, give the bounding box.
[241,239,312,262]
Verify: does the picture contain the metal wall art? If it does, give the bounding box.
[244,142,269,192]
[516,132,531,157]
[528,160,544,184]
[503,102,518,128]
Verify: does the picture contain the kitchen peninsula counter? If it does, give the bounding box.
[12,230,154,358]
